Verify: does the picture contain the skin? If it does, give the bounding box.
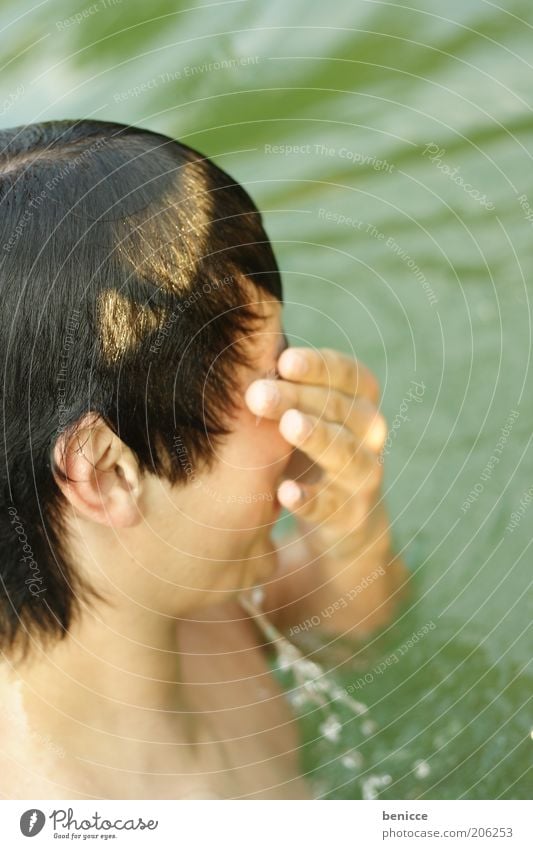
[0,295,408,800]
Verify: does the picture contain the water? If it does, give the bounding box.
[240,590,375,799]
[1,0,532,798]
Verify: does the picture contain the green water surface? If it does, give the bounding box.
[1,0,531,798]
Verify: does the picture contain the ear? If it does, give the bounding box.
[52,413,143,528]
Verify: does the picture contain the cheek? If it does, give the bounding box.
[227,409,291,477]
[205,412,291,528]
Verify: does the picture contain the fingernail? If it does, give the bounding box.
[278,480,302,506]
[246,380,280,413]
[282,350,308,377]
[280,409,312,441]
[368,413,387,450]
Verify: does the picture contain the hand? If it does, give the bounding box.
[245,347,390,561]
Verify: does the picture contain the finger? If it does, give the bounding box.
[245,379,386,452]
[279,409,381,491]
[276,478,340,523]
[277,347,381,404]
[277,478,377,535]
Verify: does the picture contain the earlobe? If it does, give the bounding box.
[51,413,142,528]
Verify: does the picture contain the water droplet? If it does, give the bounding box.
[361,773,392,800]
[341,750,364,770]
[250,586,265,608]
[287,690,307,709]
[413,758,431,779]
[320,715,342,743]
[361,718,378,736]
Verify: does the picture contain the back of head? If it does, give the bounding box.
[0,118,282,657]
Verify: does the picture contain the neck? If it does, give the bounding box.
[5,596,199,788]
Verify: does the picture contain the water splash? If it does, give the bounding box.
[320,715,342,743]
[341,750,364,770]
[241,587,368,718]
[240,587,386,796]
[361,773,392,800]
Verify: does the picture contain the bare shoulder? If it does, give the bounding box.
[0,671,92,800]
[0,729,89,800]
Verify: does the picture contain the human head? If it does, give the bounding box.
[0,118,287,656]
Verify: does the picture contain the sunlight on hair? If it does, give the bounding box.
[97,288,166,364]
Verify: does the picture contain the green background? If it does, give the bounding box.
[2,0,531,798]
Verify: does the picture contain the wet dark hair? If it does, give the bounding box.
[0,118,282,655]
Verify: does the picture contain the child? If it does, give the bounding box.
[0,120,407,799]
